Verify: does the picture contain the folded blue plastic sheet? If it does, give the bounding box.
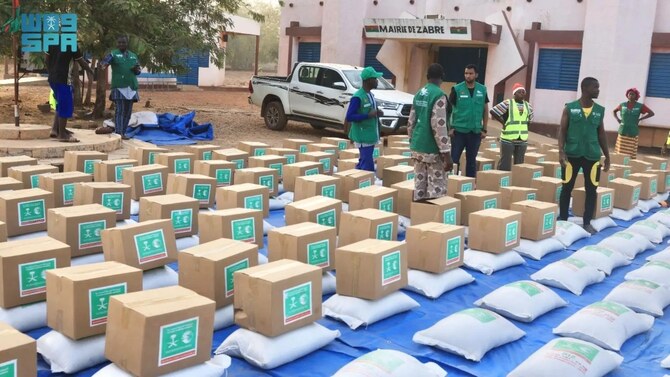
[33,207,670,377]
[124,111,214,146]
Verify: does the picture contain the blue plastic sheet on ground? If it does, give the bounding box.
[33,207,670,377]
[124,111,214,145]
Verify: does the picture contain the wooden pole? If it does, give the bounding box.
[12,4,19,127]
[254,35,260,76]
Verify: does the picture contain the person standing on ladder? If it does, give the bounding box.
[490,83,533,171]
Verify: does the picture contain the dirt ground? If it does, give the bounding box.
[0,77,346,151]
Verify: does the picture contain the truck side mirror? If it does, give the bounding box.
[332,82,346,90]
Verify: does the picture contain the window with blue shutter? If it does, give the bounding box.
[536,49,582,91]
[364,44,393,79]
[646,53,670,98]
[298,43,321,63]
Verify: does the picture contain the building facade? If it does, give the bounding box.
[279,0,670,145]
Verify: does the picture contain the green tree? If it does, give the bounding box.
[226,1,279,71]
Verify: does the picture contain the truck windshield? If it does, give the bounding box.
[343,70,394,90]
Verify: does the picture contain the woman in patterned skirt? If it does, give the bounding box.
[613,88,655,159]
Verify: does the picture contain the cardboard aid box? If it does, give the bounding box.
[234,167,279,196]
[307,143,338,156]
[384,147,411,158]
[184,144,219,161]
[648,169,670,193]
[139,194,200,238]
[194,160,236,188]
[299,151,336,175]
[500,186,539,209]
[322,137,351,152]
[0,188,54,236]
[405,223,465,274]
[391,180,415,218]
[166,174,216,209]
[266,148,298,166]
[447,175,476,197]
[282,162,323,192]
[338,158,359,172]
[509,200,558,241]
[237,141,270,157]
[283,138,312,153]
[524,152,547,165]
[129,146,168,165]
[468,209,522,253]
[629,159,653,173]
[294,174,342,201]
[8,165,59,189]
[198,208,264,246]
[0,156,36,177]
[383,165,415,187]
[453,190,501,226]
[349,185,398,213]
[285,196,342,230]
[539,161,563,179]
[74,182,131,221]
[212,148,248,169]
[0,177,22,192]
[268,222,337,270]
[608,178,642,210]
[46,262,143,340]
[64,151,108,174]
[476,170,512,192]
[216,183,270,218]
[572,187,614,219]
[234,260,322,337]
[0,222,7,243]
[609,152,631,166]
[335,239,407,300]
[248,155,287,179]
[101,219,178,271]
[599,167,619,188]
[0,322,37,377]
[610,164,632,179]
[628,173,658,200]
[338,209,399,246]
[410,196,461,226]
[530,177,563,204]
[47,204,117,257]
[334,169,375,203]
[122,164,169,200]
[39,171,92,208]
[338,149,360,160]
[105,286,215,376]
[641,155,669,171]
[0,236,70,308]
[179,238,259,308]
[155,152,195,174]
[377,155,411,179]
[511,164,544,187]
[93,159,138,183]
[477,156,495,171]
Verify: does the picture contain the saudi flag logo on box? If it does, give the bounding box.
[89,283,126,326]
[231,218,255,243]
[133,229,168,264]
[244,195,263,211]
[171,209,193,234]
[542,213,554,234]
[158,317,199,366]
[316,209,336,227]
[18,258,55,297]
[379,197,393,212]
[225,258,249,297]
[376,222,393,240]
[0,360,17,377]
[600,193,612,211]
[381,251,401,285]
[307,240,330,267]
[283,282,312,325]
[505,221,519,246]
[446,236,461,266]
[443,208,457,225]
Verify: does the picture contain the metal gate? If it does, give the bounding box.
[297,43,321,63]
[176,52,210,86]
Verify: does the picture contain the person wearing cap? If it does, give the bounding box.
[448,64,489,178]
[613,88,655,159]
[346,66,384,172]
[490,83,533,171]
[408,63,453,201]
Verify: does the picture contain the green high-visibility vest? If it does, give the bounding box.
[618,101,642,137]
[501,99,529,141]
[564,100,605,161]
[410,83,444,154]
[450,81,487,133]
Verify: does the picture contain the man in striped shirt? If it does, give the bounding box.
[490,83,534,171]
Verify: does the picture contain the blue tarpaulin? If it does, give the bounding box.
[34,207,670,377]
[125,111,214,145]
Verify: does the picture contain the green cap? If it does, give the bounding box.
[361,66,383,81]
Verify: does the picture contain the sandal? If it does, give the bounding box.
[58,136,80,143]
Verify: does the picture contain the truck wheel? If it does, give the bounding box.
[264,101,287,131]
[310,124,326,130]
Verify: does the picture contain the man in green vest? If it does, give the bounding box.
[448,64,489,178]
[408,63,452,201]
[346,67,383,172]
[558,77,610,234]
[99,35,141,139]
[490,83,533,170]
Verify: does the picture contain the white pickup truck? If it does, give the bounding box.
[249,62,414,134]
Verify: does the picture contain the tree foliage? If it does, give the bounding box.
[225,1,279,71]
